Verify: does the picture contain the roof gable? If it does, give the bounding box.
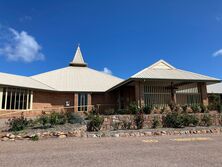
[131,59,220,82]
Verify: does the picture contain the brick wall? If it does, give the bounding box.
[32,91,74,110]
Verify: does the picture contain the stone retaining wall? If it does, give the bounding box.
[101,113,222,131]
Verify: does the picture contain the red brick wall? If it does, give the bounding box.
[32,91,74,110]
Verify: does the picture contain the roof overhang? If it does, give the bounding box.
[107,78,221,92]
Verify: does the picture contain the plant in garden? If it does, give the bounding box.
[37,112,51,128]
[49,112,67,125]
[191,104,202,113]
[7,113,30,131]
[199,104,208,113]
[201,114,212,126]
[152,116,160,129]
[31,134,39,141]
[182,114,199,127]
[143,105,153,114]
[87,113,104,131]
[122,120,132,130]
[129,102,139,114]
[134,111,144,129]
[163,112,184,128]
[66,111,85,124]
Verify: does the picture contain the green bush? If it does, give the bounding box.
[191,104,201,113]
[37,112,51,128]
[66,111,85,124]
[199,104,208,113]
[129,102,139,114]
[87,114,104,131]
[7,113,30,131]
[143,105,153,114]
[182,114,199,127]
[217,104,222,113]
[201,114,212,126]
[122,120,132,130]
[152,116,160,129]
[134,111,144,129]
[49,112,67,125]
[31,135,39,141]
[163,113,184,128]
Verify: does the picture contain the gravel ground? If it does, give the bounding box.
[0,134,222,167]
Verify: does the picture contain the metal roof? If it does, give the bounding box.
[207,83,222,94]
[0,72,55,90]
[131,60,220,82]
[32,66,123,92]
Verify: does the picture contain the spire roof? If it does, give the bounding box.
[69,46,87,67]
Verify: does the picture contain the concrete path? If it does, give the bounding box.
[0,134,222,167]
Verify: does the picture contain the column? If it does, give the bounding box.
[0,87,3,110]
[198,82,208,106]
[87,93,92,112]
[74,93,78,112]
[135,81,145,108]
[135,81,140,107]
[170,82,176,104]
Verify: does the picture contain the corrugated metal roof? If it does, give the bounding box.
[32,66,123,92]
[0,72,55,90]
[131,60,220,82]
[207,83,222,94]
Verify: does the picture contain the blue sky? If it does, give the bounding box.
[0,0,222,79]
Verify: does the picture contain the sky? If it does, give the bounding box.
[0,0,222,79]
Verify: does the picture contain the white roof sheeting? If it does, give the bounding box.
[207,83,222,94]
[0,72,55,90]
[131,60,220,82]
[32,66,123,92]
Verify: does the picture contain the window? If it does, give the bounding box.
[0,87,33,110]
[78,93,88,111]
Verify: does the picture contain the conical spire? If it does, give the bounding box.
[69,46,87,67]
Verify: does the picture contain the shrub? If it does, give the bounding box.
[49,112,67,125]
[217,104,222,113]
[163,113,184,128]
[122,120,132,130]
[66,111,85,124]
[191,104,201,113]
[152,116,160,129]
[182,114,199,127]
[37,112,51,128]
[87,114,104,131]
[31,135,39,141]
[199,104,208,113]
[7,113,30,131]
[134,111,144,129]
[143,105,153,114]
[129,102,139,114]
[201,114,212,126]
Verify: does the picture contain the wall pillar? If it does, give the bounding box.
[170,82,177,104]
[74,93,78,112]
[0,88,3,110]
[135,81,144,108]
[87,93,92,112]
[198,82,208,106]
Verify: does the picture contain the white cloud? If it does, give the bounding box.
[103,67,112,75]
[0,27,44,62]
[213,49,222,57]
